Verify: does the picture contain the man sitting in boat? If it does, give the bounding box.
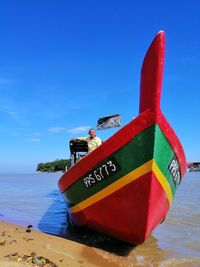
[71,128,102,153]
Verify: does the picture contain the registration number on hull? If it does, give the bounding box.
[168,156,181,188]
[82,157,121,188]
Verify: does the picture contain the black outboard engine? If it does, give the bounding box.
[69,140,88,166]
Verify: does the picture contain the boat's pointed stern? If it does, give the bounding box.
[139,31,166,114]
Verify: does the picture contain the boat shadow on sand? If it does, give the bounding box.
[38,189,137,256]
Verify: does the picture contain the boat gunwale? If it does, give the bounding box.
[58,109,186,193]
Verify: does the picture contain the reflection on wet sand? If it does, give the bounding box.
[64,223,170,266]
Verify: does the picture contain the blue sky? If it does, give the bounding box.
[0,0,199,172]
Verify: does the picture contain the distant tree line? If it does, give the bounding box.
[37,159,70,172]
[187,162,200,172]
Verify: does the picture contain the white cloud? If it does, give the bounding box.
[25,138,40,142]
[33,131,41,136]
[68,126,91,134]
[48,125,91,135]
[7,110,19,120]
[0,104,27,125]
[48,127,66,133]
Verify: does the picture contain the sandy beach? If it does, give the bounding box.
[0,221,122,267]
[0,220,178,267]
[0,220,173,267]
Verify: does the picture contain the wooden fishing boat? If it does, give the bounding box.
[58,31,186,244]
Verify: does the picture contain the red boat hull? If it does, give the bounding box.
[58,31,186,244]
[69,171,170,244]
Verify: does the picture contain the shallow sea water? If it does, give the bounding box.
[0,172,200,266]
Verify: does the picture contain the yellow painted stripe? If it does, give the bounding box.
[70,159,173,213]
[152,161,173,205]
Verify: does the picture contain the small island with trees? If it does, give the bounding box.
[37,159,70,172]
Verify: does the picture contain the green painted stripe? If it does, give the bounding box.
[69,159,174,214]
[64,125,155,207]
[63,124,179,208]
[70,160,154,213]
[154,125,177,196]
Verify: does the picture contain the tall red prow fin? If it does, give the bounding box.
[139,31,166,114]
